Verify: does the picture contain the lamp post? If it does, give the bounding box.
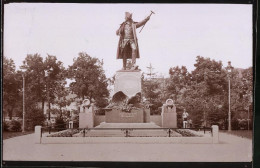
[45,68,53,121]
[226,61,233,131]
[248,92,252,130]
[22,72,25,132]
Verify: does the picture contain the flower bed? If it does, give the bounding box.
[175,129,204,137]
[47,129,80,137]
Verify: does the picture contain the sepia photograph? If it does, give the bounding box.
[2,2,254,166]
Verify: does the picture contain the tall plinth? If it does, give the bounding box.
[79,105,94,128]
[161,104,177,128]
[114,70,141,98]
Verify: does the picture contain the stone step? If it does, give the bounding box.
[96,122,161,128]
[129,130,167,137]
[86,130,125,137]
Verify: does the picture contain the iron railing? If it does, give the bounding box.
[41,126,212,138]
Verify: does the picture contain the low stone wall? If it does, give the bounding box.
[94,115,105,126]
[41,136,213,144]
[150,115,162,127]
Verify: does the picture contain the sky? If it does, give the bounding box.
[4,3,253,80]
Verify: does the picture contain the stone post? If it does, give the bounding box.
[161,99,177,128]
[144,106,151,123]
[35,126,42,144]
[212,125,219,144]
[79,101,94,128]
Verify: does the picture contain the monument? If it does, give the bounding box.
[79,99,94,128]
[161,99,177,128]
[103,11,154,123]
[79,11,158,127]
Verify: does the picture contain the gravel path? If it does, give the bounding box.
[3,132,252,162]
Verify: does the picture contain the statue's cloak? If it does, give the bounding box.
[116,18,149,60]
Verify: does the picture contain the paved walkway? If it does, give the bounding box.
[3,132,252,162]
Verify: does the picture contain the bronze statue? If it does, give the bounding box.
[116,12,152,70]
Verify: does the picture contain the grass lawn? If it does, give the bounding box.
[3,131,34,140]
[220,130,252,139]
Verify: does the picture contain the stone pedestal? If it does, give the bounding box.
[161,104,177,128]
[105,108,144,123]
[212,125,219,143]
[114,70,141,97]
[35,126,42,144]
[79,105,94,128]
[144,108,151,123]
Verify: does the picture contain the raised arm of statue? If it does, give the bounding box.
[136,16,150,28]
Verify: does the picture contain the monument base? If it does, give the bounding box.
[144,108,151,123]
[105,108,144,123]
[161,112,177,128]
[79,112,94,128]
[114,70,141,98]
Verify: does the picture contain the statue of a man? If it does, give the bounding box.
[116,12,150,70]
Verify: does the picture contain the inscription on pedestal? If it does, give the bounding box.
[120,112,137,118]
[105,108,144,123]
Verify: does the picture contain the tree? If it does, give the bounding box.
[20,54,46,113]
[142,64,163,115]
[167,66,191,102]
[3,56,22,120]
[166,56,229,128]
[228,67,253,129]
[20,54,68,130]
[52,87,74,118]
[21,54,68,114]
[188,56,228,127]
[67,52,109,108]
[142,78,162,114]
[43,55,69,118]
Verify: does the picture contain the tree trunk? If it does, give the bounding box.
[3,111,6,121]
[60,107,62,118]
[8,108,13,120]
[42,99,45,114]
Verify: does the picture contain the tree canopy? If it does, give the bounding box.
[67,52,109,108]
[3,52,253,130]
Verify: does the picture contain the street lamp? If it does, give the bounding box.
[45,67,53,121]
[248,92,253,130]
[226,61,233,131]
[21,69,26,132]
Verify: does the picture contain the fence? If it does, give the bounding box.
[70,127,212,137]
[41,119,78,134]
[40,125,212,138]
[35,125,219,144]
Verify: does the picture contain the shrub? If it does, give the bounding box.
[95,109,105,115]
[9,120,22,132]
[47,129,79,137]
[55,118,66,131]
[3,121,10,131]
[175,129,203,137]
[231,118,239,130]
[26,108,45,131]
